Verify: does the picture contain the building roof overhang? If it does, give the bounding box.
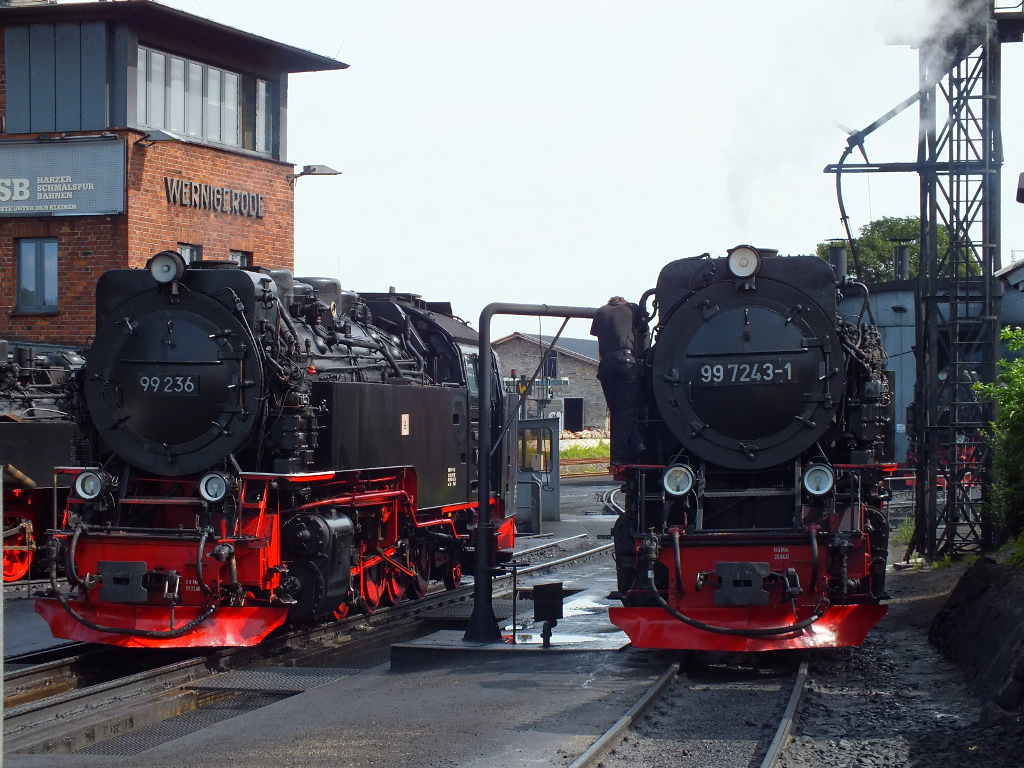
[0,0,347,73]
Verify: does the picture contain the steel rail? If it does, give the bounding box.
[566,657,807,768]
[566,662,680,768]
[4,541,611,755]
[759,659,809,768]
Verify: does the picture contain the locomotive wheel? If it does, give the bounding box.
[382,564,410,606]
[404,552,432,601]
[443,561,463,590]
[332,603,350,621]
[358,563,387,612]
[3,516,33,582]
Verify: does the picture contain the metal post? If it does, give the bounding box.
[463,302,598,643]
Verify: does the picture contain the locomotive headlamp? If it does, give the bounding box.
[662,464,696,496]
[74,469,111,500]
[147,250,188,284]
[802,464,836,496]
[198,471,233,503]
[726,245,761,278]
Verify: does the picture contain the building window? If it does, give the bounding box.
[256,79,272,154]
[16,238,58,313]
[177,243,203,263]
[136,46,252,151]
[543,350,558,379]
[229,250,252,267]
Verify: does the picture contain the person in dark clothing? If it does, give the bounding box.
[590,296,646,466]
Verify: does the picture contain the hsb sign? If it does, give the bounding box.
[0,178,30,201]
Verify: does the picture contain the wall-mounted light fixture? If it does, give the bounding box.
[286,164,341,182]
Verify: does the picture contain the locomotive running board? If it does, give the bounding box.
[609,604,888,652]
[35,597,288,649]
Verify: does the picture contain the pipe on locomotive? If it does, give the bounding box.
[465,302,598,643]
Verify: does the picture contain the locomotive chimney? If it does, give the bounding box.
[893,242,911,280]
[828,244,848,282]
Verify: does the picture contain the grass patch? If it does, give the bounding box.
[891,516,915,545]
[560,441,609,460]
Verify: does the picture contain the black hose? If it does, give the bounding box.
[671,530,683,595]
[196,527,213,598]
[51,524,219,640]
[808,530,819,591]
[648,575,829,636]
[646,553,830,637]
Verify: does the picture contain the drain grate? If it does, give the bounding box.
[75,692,283,756]
[74,666,362,756]
[421,598,515,622]
[191,665,363,692]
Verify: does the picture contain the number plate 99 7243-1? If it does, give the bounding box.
[137,375,199,396]
[697,361,794,386]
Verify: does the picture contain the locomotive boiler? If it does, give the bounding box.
[35,252,515,647]
[608,246,892,652]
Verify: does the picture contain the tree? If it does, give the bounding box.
[975,326,1024,540]
[815,216,951,283]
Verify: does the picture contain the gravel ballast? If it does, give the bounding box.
[781,547,1024,768]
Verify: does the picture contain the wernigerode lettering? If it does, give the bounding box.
[164,176,266,219]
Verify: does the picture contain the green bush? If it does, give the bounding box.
[1006,532,1024,570]
[975,326,1024,539]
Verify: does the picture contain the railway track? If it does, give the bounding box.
[559,456,612,478]
[568,657,809,768]
[3,537,611,756]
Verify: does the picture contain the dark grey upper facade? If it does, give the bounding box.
[1,0,345,158]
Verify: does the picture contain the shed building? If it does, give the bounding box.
[493,332,606,433]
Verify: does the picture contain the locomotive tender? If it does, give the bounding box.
[609,246,892,652]
[35,252,515,648]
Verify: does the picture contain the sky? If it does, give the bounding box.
[133,1,1024,339]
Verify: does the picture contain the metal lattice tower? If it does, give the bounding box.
[912,5,1002,557]
[825,2,1024,558]
[910,2,1024,557]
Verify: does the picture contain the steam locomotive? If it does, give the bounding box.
[0,344,80,582]
[608,246,892,652]
[35,252,516,648]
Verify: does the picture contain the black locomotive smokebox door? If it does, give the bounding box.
[651,277,844,470]
[83,283,263,476]
[682,306,808,440]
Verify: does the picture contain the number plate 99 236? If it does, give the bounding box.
[138,375,199,396]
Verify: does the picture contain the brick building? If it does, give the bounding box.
[0,0,345,346]
[493,332,607,433]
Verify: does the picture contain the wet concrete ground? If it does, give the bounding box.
[6,476,678,768]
